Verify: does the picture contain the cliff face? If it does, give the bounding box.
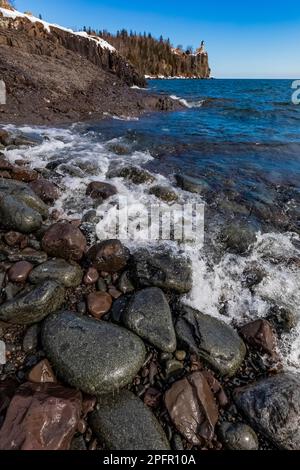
[99,32,211,79]
[0,8,181,124]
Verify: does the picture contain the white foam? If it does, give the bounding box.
[170,95,204,109]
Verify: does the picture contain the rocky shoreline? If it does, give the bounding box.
[1,129,300,451]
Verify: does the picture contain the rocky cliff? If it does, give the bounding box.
[0,8,180,124]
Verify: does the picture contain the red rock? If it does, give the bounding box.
[11,166,38,182]
[143,387,161,408]
[70,219,82,228]
[83,267,99,285]
[0,382,82,450]
[202,370,229,408]
[164,371,218,445]
[27,359,57,384]
[87,239,130,272]
[29,179,60,203]
[239,319,277,357]
[8,261,33,283]
[87,291,112,319]
[42,221,87,261]
[0,130,10,146]
[86,181,117,200]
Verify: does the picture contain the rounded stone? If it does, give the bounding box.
[8,261,33,283]
[42,221,87,261]
[219,422,259,450]
[29,259,83,288]
[87,292,112,318]
[83,267,99,285]
[29,179,60,204]
[87,239,130,273]
[42,311,146,395]
[86,181,117,200]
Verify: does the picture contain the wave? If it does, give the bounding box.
[169,95,205,108]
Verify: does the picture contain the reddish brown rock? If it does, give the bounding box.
[8,261,33,283]
[0,158,12,170]
[0,382,82,450]
[108,286,122,299]
[3,231,26,247]
[0,378,19,417]
[202,370,229,408]
[29,179,60,203]
[86,181,117,200]
[11,167,38,182]
[239,319,277,357]
[27,359,57,384]
[87,239,130,273]
[87,291,112,319]
[83,267,99,285]
[164,371,218,445]
[143,387,162,408]
[42,221,87,261]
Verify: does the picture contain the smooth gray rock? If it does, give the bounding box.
[219,422,259,450]
[89,390,170,450]
[176,305,246,376]
[132,249,192,294]
[29,259,83,287]
[0,194,43,234]
[42,311,146,395]
[234,373,300,450]
[107,165,155,185]
[22,324,40,352]
[0,281,65,325]
[220,223,257,254]
[0,179,48,217]
[175,174,210,194]
[123,287,176,352]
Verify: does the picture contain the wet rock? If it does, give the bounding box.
[86,181,117,200]
[29,179,60,203]
[8,261,33,283]
[57,163,85,178]
[6,247,48,265]
[83,267,99,285]
[123,287,176,352]
[10,167,38,183]
[118,270,135,293]
[0,382,82,450]
[175,174,210,194]
[220,223,257,254]
[110,294,131,323]
[3,231,26,247]
[143,387,162,408]
[132,248,192,294]
[22,324,40,352]
[242,264,265,289]
[70,435,87,450]
[97,278,107,292]
[87,239,130,272]
[0,179,48,216]
[0,280,65,325]
[175,305,246,376]
[82,210,99,224]
[239,319,277,357]
[29,258,83,288]
[149,185,178,202]
[87,291,112,319]
[268,305,297,333]
[90,390,170,450]
[165,359,183,378]
[218,422,259,450]
[0,193,43,233]
[42,221,87,261]
[108,165,155,185]
[27,359,56,383]
[234,373,300,449]
[42,311,146,395]
[165,372,218,445]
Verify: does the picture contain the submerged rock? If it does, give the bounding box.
[86,181,117,200]
[149,185,178,202]
[165,372,218,445]
[42,311,146,395]
[87,239,130,273]
[132,248,192,294]
[175,173,210,194]
[220,222,257,254]
[234,373,300,449]
[0,280,65,325]
[218,422,259,450]
[90,390,170,450]
[42,221,87,261]
[176,305,246,376]
[108,165,155,185]
[29,259,83,287]
[123,287,176,352]
[0,382,82,450]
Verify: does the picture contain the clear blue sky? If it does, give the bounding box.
[14,0,300,78]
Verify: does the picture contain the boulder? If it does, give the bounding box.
[0,280,65,324]
[234,373,300,449]
[29,179,60,203]
[218,422,259,450]
[239,319,277,357]
[29,258,83,287]
[132,248,192,294]
[175,174,210,194]
[108,165,155,185]
[86,181,117,200]
[87,239,130,272]
[0,382,82,450]
[90,390,170,450]
[123,287,176,352]
[149,185,178,202]
[42,311,146,395]
[176,305,246,376]
[165,372,218,445]
[42,221,87,261]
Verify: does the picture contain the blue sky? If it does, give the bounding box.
[14,1,300,78]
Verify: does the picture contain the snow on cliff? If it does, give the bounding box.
[0,7,116,52]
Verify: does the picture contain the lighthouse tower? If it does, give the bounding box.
[197,41,206,54]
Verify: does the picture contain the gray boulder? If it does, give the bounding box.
[29,259,83,287]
